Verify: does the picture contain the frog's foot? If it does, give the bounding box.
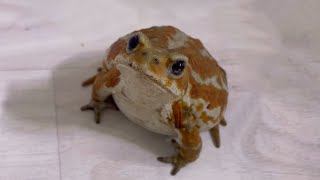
[81,100,104,124]
[157,139,187,175]
[81,96,118,124]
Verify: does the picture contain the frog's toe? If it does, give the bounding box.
[157,155,186,175]
[80,104,93,111]
[82,75,97,87]
[81,97,119,124]
[157,156,174,163]
[80,102,103,124]
[82,67,104,87]
[157,140,187,176]
[219,117,227,126]
[170,165,181,176]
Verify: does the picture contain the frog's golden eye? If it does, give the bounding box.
[127,34,140,52]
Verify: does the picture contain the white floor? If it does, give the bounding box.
[0,0,319,180]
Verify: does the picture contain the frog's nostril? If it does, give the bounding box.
[152,57,159,64]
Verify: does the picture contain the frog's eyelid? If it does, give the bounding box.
[126,32,152,53]
[170,53,188,63]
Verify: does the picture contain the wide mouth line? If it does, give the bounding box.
[116,62,179,98]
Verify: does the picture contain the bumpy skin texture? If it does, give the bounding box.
[81,26,228,175]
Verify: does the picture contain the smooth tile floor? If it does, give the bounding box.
[0,0,319,179]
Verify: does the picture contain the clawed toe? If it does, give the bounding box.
[80,104,94,111]
[82,67,103,87]
[157,139,187,176]
[81,96,120,124]
[80,99,105,124]
[80,103,102,124]
[170,166,181,176]
[157,156,174,164]
[219,117,227,126]
[157,155,184,176]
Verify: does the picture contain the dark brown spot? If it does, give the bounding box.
[152,57,159,64]
[141,51,148,56]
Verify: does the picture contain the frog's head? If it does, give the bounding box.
[114,32,190,97]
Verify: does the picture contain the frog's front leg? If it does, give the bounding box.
[158,128,202,175]
[81,67,121,124]
[158,101,202,175]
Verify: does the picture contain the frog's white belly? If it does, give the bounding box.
[113,64,176,135]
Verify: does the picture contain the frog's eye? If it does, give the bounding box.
[168,57,187,78]
[127,34,140,52]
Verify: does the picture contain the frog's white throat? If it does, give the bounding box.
[115,63,179,109]
[112,63,178,135]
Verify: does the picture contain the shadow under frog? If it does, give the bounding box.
[3,50,173,163]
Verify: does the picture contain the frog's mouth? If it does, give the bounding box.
[116,62,180,98]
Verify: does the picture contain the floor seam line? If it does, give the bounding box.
[52,70,63,180]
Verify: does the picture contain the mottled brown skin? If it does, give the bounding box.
[81,26,228,175]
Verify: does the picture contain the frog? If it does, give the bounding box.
[81,26,228,175]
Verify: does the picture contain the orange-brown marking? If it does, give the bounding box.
[91,73,105,101]
[172,100,183,128]
[180,127,201,147]
[189,72,228,111]
[178,127,202,162]
[104,68,121,88]
[147,55,168,78]
[129,50,149,65]
[140,26,177,49]
[91,68,121,101]
[200,111,214,124]
[172,100,195,129]
[171,100,202,162]
[165,79,172,87]
[106,38,126,62]
[175,38,221,80]
[174,67,189,92]
[196,103,203,111]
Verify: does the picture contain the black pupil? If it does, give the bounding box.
[128,35,139,51]
[171,60,185,76]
